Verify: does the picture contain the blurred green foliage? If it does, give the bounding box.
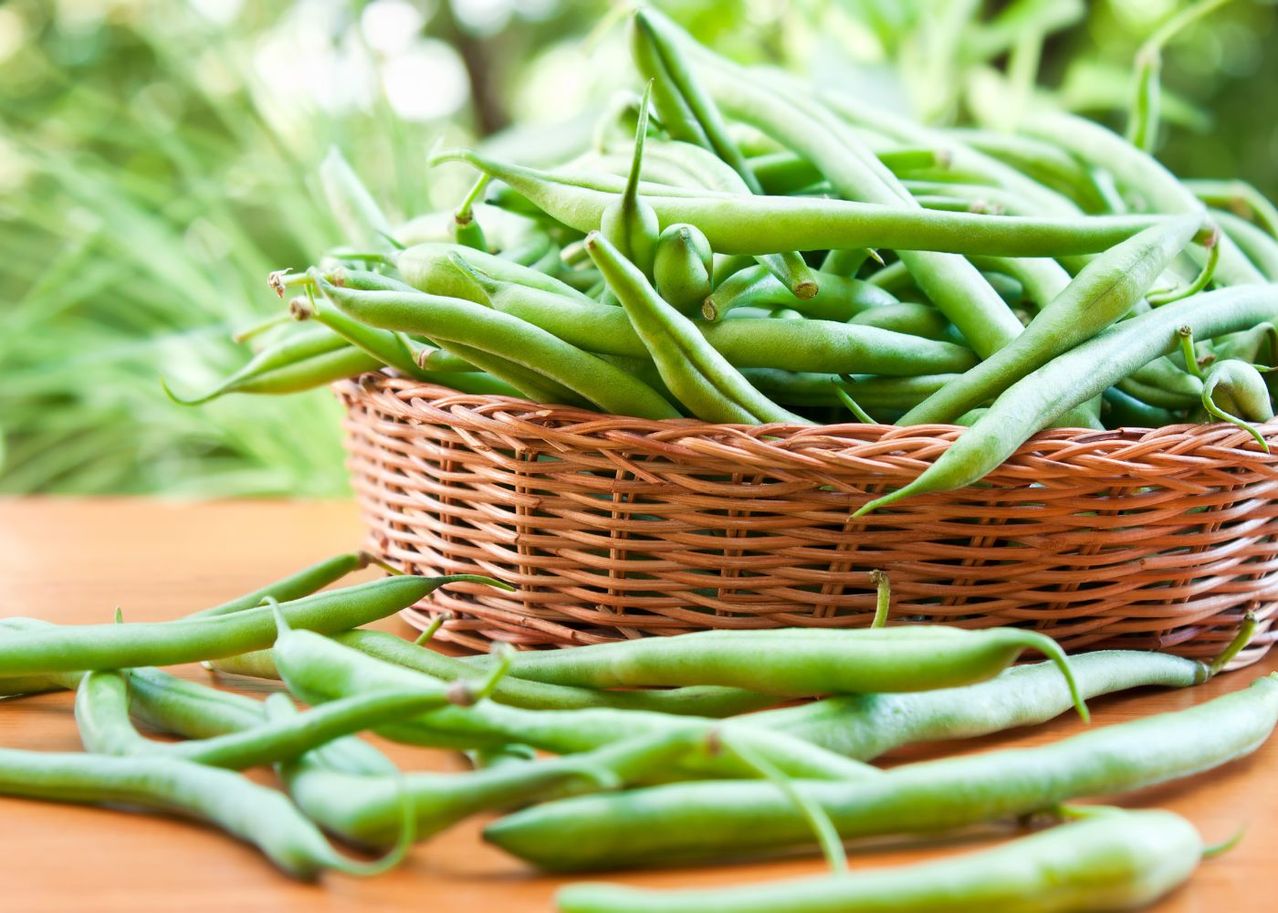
[1,0,1274,495]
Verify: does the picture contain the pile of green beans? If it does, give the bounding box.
[174,8,1278,513]
[0,549,1267,906]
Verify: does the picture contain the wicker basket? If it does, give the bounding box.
[337,373,1278,666]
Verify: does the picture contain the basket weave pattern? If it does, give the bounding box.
[338,374,1278,665]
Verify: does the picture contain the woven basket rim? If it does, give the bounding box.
[334,373,1278,480]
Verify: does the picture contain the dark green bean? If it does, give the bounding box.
[485,673,1278,869]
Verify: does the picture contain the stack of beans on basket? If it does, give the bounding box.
[0,554,1275,913]
[166,8,1278,661]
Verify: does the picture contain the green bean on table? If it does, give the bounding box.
[467,624,1086,706]
[485,673,1278,870]
[0,574,499,676]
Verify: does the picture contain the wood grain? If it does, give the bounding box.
[0,497,1274,913]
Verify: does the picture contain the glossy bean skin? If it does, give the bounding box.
[442,150,1166,262]
[74,669,462,770]
[0,575,490,676]
[859,285,1278,513]
[587,231,806,424]
[315,278,680,419]
[849,302,951,340]
[335,629,777,717]
[740,372,956,410]
[274,630,875,781]
[485,674,1278,870]
[473,626,1085,703]
[0,746,394,879]
[900,216,1199,425]
[555,810,1202,913]
[758,650,1205,761]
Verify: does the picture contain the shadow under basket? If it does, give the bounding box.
[337,374,1278,667]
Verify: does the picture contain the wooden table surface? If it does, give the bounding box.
[1,497,1275,912]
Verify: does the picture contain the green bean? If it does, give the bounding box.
[740,372,956,410]
[1212,209,1278,281]
[630,9,762,194]
[473,625,1085,706]
[126,667,396,776]
[1200,358,1274,449]
[849,302,951,340]
[1126,0,1229,153]
[273,629,876,781]
[644,13,1026,360]
[438,150,1167,261]
[702,264,897,323]
[160,325,348,405]
[945,127,1111,213]
[601,82,660,276]
[554,809,1202,913]
[652,223,713,314]
[858,285,1278,514]
[967,255,1072,309]
[287,292,431,380]
[1022,109,1263,286]
[424,271,976,376]
[280,720,709,848]
[749,148,946,196]
[319,147,397,253]
[485,674,1278,870]
[335,629,777,717]
[819,247,874,277]
[1101,386,1179,427]
[452,174,491,251]
[0,745,411,879]
[74,669,475,770]
[758,650,1205,761]
[0,575,496,675]
[587,232,806,424]
[1186,178,1278,238]
[901,216,1199,425]
[397,242,596,304]
[314,276,680,420]
[189,552,375,619]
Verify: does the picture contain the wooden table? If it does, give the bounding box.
[1,497,1274,912]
